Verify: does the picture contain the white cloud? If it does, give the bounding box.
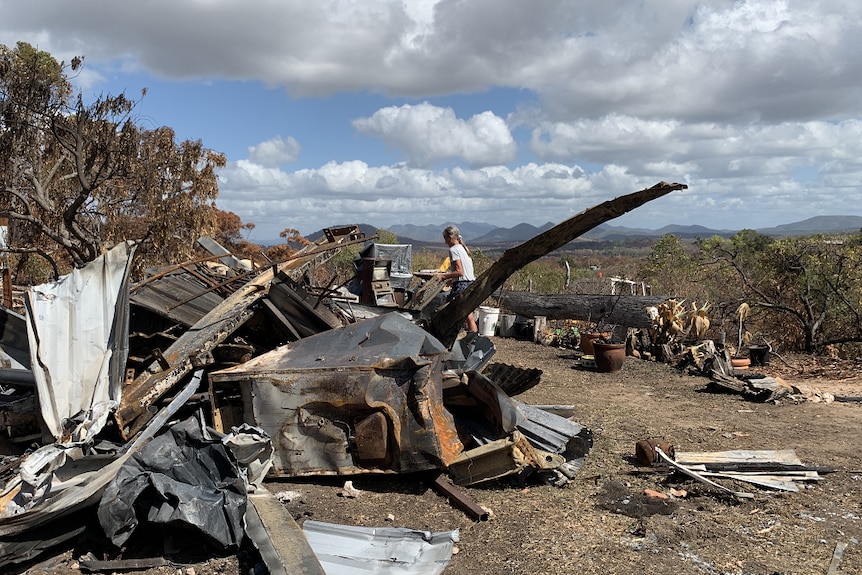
[217,158,655,238]
[4,0,861,120]
[248,136,301,167]
[532,116,862,179]
[353,103,516,168]
[3,0,862,238]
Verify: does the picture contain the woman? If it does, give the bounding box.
[436,225,478,332]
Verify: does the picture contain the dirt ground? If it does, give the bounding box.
[20,336,862,575]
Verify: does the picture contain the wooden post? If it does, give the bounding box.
[533,316,547,343]
[0,218,10,308]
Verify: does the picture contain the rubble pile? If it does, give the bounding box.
[0,227,591,572]
[0,183,698,572]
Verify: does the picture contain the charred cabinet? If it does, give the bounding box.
[360,258,396,306]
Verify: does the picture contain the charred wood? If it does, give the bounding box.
[499,292,667,328]
[427,182,688,347]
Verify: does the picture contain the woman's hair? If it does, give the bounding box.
[443,225,471,255]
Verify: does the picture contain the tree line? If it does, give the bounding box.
[639,230,862,354]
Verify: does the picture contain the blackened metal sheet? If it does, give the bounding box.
[209,314,463,476]
[481,362,543,396]
[0,306,30,369]
[225,312,447,371]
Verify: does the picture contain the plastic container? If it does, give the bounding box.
[477,306,500,337]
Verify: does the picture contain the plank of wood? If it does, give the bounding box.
[245,490,326,575]
[699,471,800,492]
[675,450,804,466]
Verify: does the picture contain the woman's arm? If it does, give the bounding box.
[436,257,465,281]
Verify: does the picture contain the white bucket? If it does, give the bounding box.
[477,306,500,337]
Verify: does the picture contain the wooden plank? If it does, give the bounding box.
[245,490,326,575]
[699,472,800,492]
[675,450,804,466]
[655,447,755,499]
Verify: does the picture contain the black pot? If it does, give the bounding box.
[748,345,770,366]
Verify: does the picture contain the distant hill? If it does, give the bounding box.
[387,221,498,243]
[472,222,555,244]
[757,215,862,236]
[459,215,862,246]
[261,215,862,249]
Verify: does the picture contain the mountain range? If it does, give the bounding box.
[384,215,862,246]
[293,215,862,248]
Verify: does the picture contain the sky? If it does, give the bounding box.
[2,1,862,243]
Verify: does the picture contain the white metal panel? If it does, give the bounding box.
[25,241,135,440]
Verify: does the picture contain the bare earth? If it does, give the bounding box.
[22,337,862,575]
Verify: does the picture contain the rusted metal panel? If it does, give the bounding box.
[209,313,464,476]
[447,431,545,486]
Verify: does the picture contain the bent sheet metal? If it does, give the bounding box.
[209,313,465,476]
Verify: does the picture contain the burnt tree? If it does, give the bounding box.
[427,182,688,347]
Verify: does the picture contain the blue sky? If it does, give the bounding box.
[3,0,862,242]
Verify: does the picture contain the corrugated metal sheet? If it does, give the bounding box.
[302,520,459,575]
[130,270,225,327]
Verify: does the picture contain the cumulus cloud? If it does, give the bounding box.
[2,0,861,237]
[248,136,301,167]
[4,0,860,121]
[353,103,516,168]
[216,158,649,239]
[531,116,862,179]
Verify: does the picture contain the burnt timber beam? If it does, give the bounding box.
[428,182,687,347]
[498,292,670,328]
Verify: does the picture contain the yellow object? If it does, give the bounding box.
[439,257,450,272]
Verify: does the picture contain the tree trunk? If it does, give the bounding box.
[427,181,688,346]
[498,292,669,328]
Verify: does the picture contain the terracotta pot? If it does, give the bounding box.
[731,357,751,370]
[580,332,610,356]
[593,342,626,373]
